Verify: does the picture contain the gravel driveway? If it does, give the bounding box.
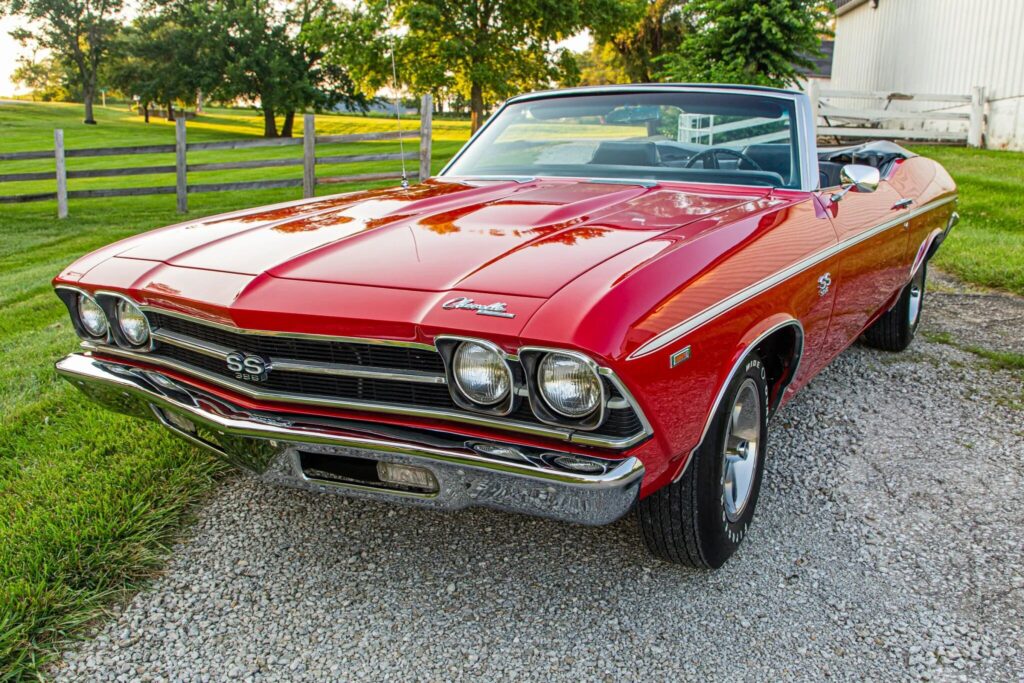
[52,284,1024,682]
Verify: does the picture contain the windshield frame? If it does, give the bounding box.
[438,84,820,193]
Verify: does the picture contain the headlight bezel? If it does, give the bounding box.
[519,347,607,430]
[437,336,517,416]
[536,352,604,418]
[77,292,109,339]
[451,340,513,407]
[55,286,111,342]
[114,297,152,348]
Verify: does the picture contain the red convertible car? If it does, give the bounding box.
[54,85,957,567]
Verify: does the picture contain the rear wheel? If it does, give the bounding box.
[863,263,927,352]
[638,351,769,568]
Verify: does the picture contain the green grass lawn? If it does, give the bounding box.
[0,100,472,680]
[911,146,1024,295]
[0,101,1021,680]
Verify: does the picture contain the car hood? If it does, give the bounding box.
[110,178,770,299]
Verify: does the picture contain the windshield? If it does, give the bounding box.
[444,91,802,189]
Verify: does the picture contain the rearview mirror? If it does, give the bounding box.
[831,164,880,202]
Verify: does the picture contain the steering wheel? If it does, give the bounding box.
[684,147,765,171]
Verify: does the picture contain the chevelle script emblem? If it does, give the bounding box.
[226,351,269,382]
[441,297,516,319]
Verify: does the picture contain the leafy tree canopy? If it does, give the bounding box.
[11,50,74,101]
[1,0,125,123]
[589,0,688,83]
[390,0,608,131]
[657,0,832,87]
[155,0,374,136]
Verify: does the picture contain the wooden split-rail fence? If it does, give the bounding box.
[0,94,433,218]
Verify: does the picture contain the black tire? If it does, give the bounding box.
[638,351,769,568]
[863,263,927,352]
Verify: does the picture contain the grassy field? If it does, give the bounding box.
[912,145,1024,295]
[1,101,1021,679]
[0,101,471,680]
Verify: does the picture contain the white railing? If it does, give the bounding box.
[807,81,986,147]
[677,115,790,147]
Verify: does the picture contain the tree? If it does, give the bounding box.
[589,0,688,83]
[11,51,73,100]
[1,0,124,123]
[657,0,832,87]
[571,42,630,86]
[108,13,212,122]
[392,0,592,132]
[172,0,372,137]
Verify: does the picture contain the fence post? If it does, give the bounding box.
[806,79,820,137]
[968,86,985,148]
[54,129,68,219]
[419,94,433,181]
[303,114,316,198]
[175,117,188,213]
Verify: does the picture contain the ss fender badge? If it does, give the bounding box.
[441,296,516,319]
[817,272,832,297]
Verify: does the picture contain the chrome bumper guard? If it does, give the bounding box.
[56,353,643,525]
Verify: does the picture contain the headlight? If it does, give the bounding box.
[538,353,601,418]
[452,341,511,406]
[116,299,150,346]
[77,294,108,338]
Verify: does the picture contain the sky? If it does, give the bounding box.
[1,17,25,96]
[0,16,591,98]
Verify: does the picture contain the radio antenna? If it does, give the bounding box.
[385,0,408,189]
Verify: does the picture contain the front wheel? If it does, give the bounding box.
[863,263,927,352]
[637,351,769,568]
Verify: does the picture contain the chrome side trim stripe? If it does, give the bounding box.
[151,328,448,385]
[628,195,957,360]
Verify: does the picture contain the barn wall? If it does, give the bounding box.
[830,0,1024,149]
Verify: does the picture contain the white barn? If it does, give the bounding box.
[827,0,1024,150]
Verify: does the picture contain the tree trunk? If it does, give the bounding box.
[280,110,296,138]
[143,103,150,123]
[470,82,484,133]
[196,90,203,114]
[262,106,278,138]
[83,87,97,125]
[166,101,174,121]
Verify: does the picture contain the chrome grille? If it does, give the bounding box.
[133,310,648,447]
[148,313,444,373]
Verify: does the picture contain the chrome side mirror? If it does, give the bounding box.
[830,164,881,202]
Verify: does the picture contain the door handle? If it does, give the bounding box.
[892,198,914,210]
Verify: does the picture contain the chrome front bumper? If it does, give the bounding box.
[56,353,643,525]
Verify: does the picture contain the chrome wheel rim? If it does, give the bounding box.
[908,269,925,327]
[722,378,761,523]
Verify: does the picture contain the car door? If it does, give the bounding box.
[818,178,910,360]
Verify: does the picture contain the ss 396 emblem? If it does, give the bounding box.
[817,273,832,297]
[226,351,269,382]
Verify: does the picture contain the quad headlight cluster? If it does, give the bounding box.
[56,288,152,350]
[438,337,606,429]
